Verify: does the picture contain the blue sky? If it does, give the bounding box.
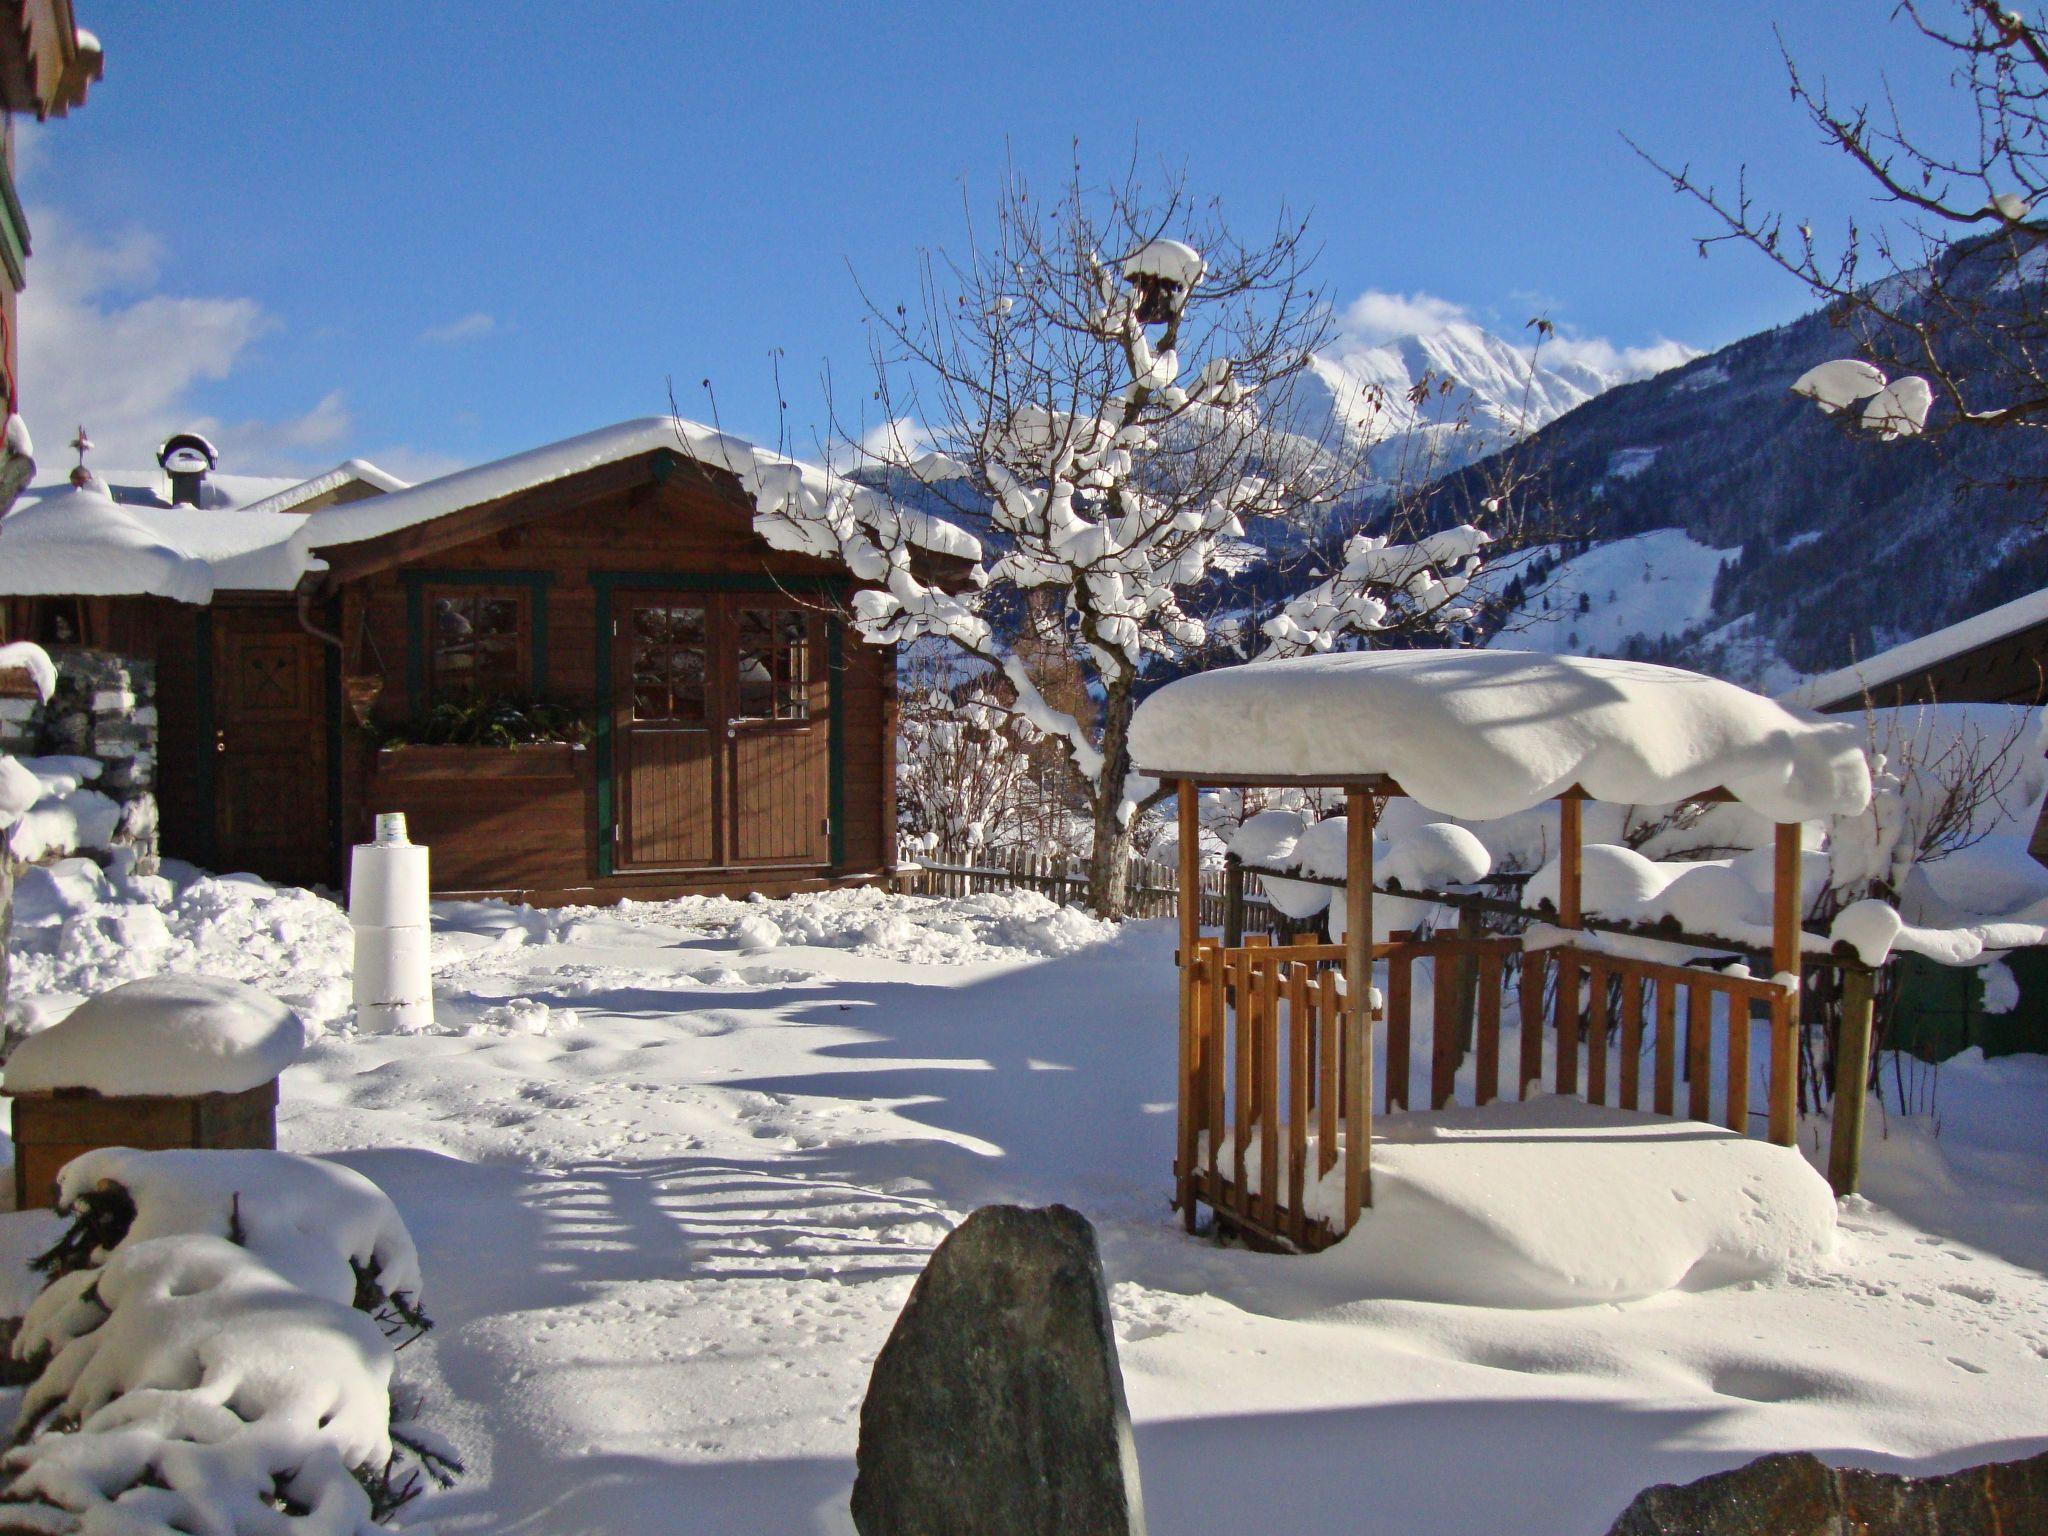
[15,1,1974,481]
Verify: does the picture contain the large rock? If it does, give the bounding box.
[1607,1447,2048,1534]
[851,1204,1146,1536]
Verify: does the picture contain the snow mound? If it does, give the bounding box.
[1129,649,1872,824]
[9,866,356,1033]
[613,886,1117,965]
[1309,1098,1837,1307]
[5,974,305,1097]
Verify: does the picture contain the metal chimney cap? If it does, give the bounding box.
[157,432,218,474]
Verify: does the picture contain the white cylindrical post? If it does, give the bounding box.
[350,813,433,1034]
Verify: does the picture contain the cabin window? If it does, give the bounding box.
[734,606,812,721]
[426,586,527,702]
[26,597,86,648]
[629,603,709,723]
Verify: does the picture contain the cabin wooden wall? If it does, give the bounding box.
[336,469,900,902]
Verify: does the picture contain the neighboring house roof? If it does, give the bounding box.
[0,419,983,602]
[1782,587,2048,713]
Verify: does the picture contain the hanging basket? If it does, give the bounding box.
[342,673,384,727]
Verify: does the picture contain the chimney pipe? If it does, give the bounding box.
[157,432,218,508]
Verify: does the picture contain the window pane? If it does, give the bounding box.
[668,606,707,722]
[630,604,706,723]
[777,609,810,720]
[735,607,776,719]
[429,588,526,703]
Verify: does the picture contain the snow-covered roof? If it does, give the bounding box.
[1129,649,1874,823]
[0,421,982,601]
[301,416,982,565]
[231,458,410,518]
[1783,586,2048,712]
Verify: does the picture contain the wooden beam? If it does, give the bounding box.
[1558,795,1582,929]
[1768,821,1802,1146]
[1344,789,1376,1226]
[1176,779,1202,1232]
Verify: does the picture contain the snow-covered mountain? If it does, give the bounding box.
[1283,320,1680,481]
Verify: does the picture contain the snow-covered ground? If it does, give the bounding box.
[6,873,2048,1533]
[1493,529,1735,659]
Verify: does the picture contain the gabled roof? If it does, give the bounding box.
[1782,587,2048,712]
[300,416,981,567]
[0,420,983,602]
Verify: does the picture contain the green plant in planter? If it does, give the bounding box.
[376,696,592,749]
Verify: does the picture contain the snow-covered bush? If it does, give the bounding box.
[896,658,1041,867]
[2,1149,455,1533]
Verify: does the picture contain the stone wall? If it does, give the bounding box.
[6,648,160,873]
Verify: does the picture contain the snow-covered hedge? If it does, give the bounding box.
[1,1149,455,1534]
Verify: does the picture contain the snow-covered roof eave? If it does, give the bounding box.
[1129,649,1874,825]
[1784,586,2048,712]
[297,417,983,571]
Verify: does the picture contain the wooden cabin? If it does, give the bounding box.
[0,419,979,902]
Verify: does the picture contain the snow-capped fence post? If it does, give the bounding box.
[1175,780,1201,1233]
[1769,823,1803,1147]
[1343,788,1375,1223]
[1827,962,1878,1196]
[1222,852,1245,948]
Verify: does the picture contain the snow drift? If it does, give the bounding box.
[1307,1098,1837,1307]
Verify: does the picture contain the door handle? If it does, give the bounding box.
[726,719,739,740]
[215,730,227,754]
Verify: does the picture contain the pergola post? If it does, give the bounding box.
[1558,794,1582,929]
[1176,779,1202,1230]
[1828,961,1876,1194]
[1344,787,1377,1225]
[1768,822,1802,1146]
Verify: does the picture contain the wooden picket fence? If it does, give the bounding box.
[895,846,1312,933]
[1179,930,1799,1252]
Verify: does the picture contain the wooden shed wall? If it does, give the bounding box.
[336,469,898,903]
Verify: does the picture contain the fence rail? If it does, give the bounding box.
[1181,931,1799,1252]
[893,846,1320,935]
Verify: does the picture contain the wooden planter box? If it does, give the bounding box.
[375,743,585,782]
[10,1079,279,1211]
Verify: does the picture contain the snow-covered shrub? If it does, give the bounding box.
[2,1149,455,1533]
[896,652,1043,867]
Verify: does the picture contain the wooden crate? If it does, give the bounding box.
[10,1079,279,1211]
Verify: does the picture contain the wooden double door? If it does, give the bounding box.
[613,591,831,872]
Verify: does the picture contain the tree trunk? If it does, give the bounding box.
[1083,687,1137,920]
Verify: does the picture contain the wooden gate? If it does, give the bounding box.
[612,593,829,872]
[210,606,330,887]
[1178,931,1796,1252]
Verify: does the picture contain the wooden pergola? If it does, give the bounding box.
[1149,766,1812,1251]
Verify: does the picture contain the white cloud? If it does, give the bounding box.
[12,210,469,481]
[18,210,275,469]
[1330,286,1697,383]
[1333,289,1475,349]
[1539,333,1700,381]
[421,311,497,345]
[853,415,933,464]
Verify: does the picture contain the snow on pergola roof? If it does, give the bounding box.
[1130,649,1874,824]
[1783,585,2048,712]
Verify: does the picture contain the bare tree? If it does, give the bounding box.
[1633,1,2048,503]
[895,645,1041,866]
[796,156,1538,917]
